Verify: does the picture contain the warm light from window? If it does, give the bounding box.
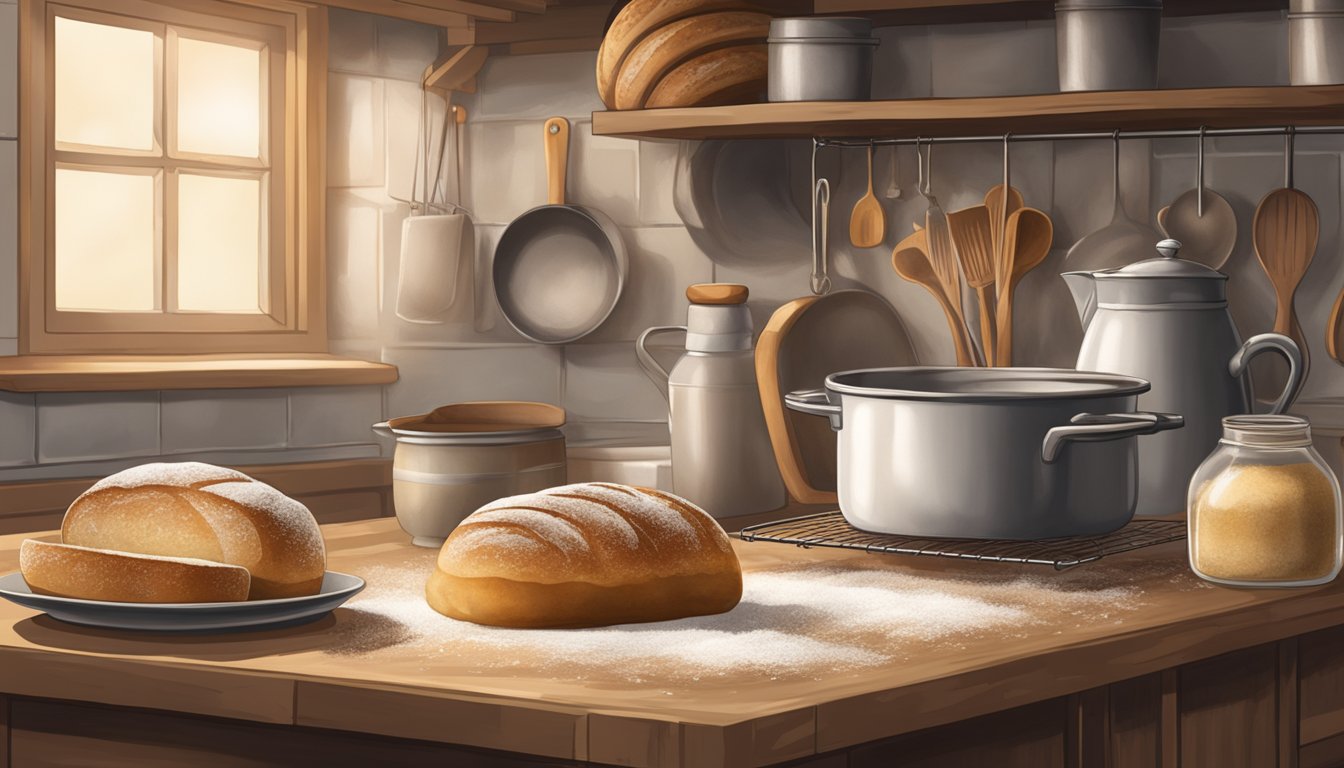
[54,17,156,152]
[55,168,158,312]
[177,173,263,313]
[175,37,262,159]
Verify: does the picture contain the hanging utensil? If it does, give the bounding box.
[948,205,997,365]
[849,143,886,248]
[1252,128,1318,398]
[1159,127,1237,269]
[995,207,1054,366]
[884,144,901,200]
[918,140,981,365]
[893,229,977,366]
[812,177,832,296]
[1062,131,1163,323]
[986,134,1023,268]
[1328,283,1344,365]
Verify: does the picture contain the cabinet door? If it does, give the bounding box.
[1180,643,1280,768]
[848,698,1067,768]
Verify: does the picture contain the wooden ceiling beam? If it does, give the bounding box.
[395,0,515,22]
[314,0,468,27]
[423,44,490,92]
[473,1,607,44]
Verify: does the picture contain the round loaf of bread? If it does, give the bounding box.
[21,540,251,603]
[426,483,742,628]
[61,463,325,600]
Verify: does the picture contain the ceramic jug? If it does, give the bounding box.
[636,284,786,519]
[1062,239,1304,517]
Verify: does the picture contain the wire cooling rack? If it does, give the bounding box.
[737,511,1187,570]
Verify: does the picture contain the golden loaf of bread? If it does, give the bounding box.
[58,462,326,600]
[426,483,742,628]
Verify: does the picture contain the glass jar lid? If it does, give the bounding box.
[1221,414,1314,448]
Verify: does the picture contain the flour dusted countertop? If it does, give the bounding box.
[2,517,1344,767]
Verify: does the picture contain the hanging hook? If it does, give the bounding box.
[1112,129,1122,215]
[1285,126,1296,189]
[1002,132,1012,191]
[1197,125,1206,217]
[915,137,926,196]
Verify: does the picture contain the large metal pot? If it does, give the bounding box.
[1055,0,1162,92]
[785,368,1183,539]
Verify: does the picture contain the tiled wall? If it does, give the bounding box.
[1,7,1343,480]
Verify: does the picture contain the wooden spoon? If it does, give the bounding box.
[893,230,976,366]
[850,144,886,248]
[948,205,997,365]
[1252,187,1318,391]
[1328,287,1344,365]
[994,208,1054,367]
[985,183,1024,263]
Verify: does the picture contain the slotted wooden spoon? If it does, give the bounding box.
[849,144,886,248]
[948,205,997,365]
[893,230,976,366]
[1252,156,1319,396]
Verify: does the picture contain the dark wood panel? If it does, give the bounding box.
[1282,640,1300,768]
[848,698,1066,768]
[1180,644,1279,768]
[0,694,9,768]
[1109,673,1163,768]
[1300,625,1344,746]
[8,698,579,768]
[301,490,390,524]
[1067,687,1109,768]
[1301,731,1344,768]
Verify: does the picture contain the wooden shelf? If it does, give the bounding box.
[0,354,399,392]
[591,86,1344,141]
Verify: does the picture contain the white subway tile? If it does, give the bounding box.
[563,342,667,422]
[161,390,287,453]
[0,140,15,339]
[570,120,639,228]
[328,74,386,188]
[374,16,439,83]
[0,338,15,356]
[0,392,34,466]
[327,189,382,342]
[383,345,563,417]
[584,226,712,343]
[473,52,604,122]
[327,9,378,75]
[930,21,1057,97]
[37,393,159,463]
[0,4,15,138]
[465,120,545,226]
[288,386,385,447]
[873,25,931,99]
[638,140,682,226]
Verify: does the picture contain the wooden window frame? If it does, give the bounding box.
[18,0,328,355]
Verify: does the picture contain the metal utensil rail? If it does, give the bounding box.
[737,511,1187,570]
[814,124,1344,149]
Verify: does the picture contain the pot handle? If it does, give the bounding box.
[635,326,686,402]
[371,422,395,440]
[784,389,843,431]
[1229,332,1303,415]
[1042,412,1183,464]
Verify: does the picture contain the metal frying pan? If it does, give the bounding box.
[493,117,627,343]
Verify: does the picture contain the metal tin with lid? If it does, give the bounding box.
[1055,0,1162,91]
[767,17,878,102]
[1088,238,1229,307]
[1289,0,1344,84]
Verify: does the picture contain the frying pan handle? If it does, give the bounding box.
[544,117,569,206]
[1229,332,1303,415]
[1041,412,1183,464]
[635,326,686,402]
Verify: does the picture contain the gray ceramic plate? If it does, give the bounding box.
[0,571,364,633]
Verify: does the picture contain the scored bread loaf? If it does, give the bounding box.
[426,483,742,628]
[60,463,326,600]
[644,46,767,109]
[612,12,771,110]
[20,540,251,603]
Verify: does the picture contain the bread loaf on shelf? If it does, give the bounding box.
[426,483,742,628]
[59,462,326,599]
[20,540,252,603]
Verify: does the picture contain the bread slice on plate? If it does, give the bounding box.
[20,540,251,604]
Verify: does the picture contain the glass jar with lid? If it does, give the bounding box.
[1188,415,1342,587]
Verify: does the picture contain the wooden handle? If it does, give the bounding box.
[687,284,749,305]
[996,283,1014,367]
[1329,286,1344,363]
[976,286,996,367]
[543,117,569,206]
[937,291,975,367]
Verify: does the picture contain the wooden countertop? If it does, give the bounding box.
[2,518,1344,768]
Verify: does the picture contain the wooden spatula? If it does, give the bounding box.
[948,205,997,365]
[995,208,1053,367]
[893,230,976,366]
[1252,186,1318,389]
[850,144,886,249]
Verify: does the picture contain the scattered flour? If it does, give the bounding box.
[329,556,1176,683]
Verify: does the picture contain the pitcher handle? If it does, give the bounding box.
[1229,333,1303,415]
[1042,412,1184,464]
[635,326,686,402]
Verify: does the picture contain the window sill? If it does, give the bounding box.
[0,354,399,392]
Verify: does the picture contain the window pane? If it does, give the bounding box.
[177,174,263,312]
[176,37,262,159]
[55,169,158,311]
[55,17,156,152]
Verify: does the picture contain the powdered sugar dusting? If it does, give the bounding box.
[466,508,590,557]
[476,491,640,551]
[330,555,1180,682]
[86,462,249,493]
[206,481,319,536]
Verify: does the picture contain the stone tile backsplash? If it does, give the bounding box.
[1,6,1343,482]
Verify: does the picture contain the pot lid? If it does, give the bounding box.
[386,401,566,434]
[1095,239,1226,279]
[768,17,875,40]
[1055,0,1163,8]
[825,367,1150,402]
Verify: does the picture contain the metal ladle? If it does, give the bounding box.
[1157,127,1237,269]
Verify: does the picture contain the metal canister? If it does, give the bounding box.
[1290,0,1344,85]
[767,17,879,102]
[1055,0,1162,92]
